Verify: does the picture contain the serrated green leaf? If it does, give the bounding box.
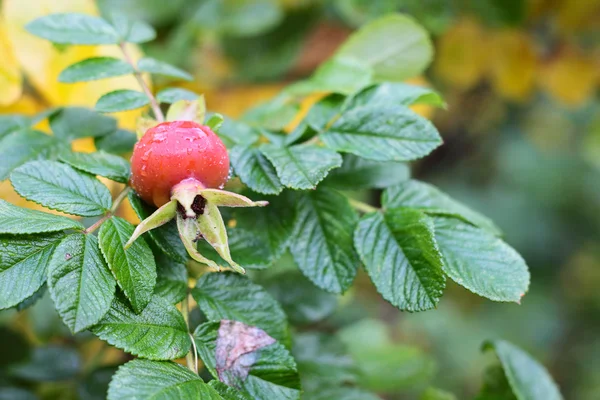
[91,295,190,360]
[128,192,189,263]
[107,359,220,400]
[25,13,119,45]
[209,380,252,400]
[194,321,301,400]
[477,364,518,400]
[323,105,442,162]
[383,180,501,235]
[192,272,290,344]
[263,270,338,326]
[10,160,112,217]
[156,88,199,104]
[48,234,116,333]
[9,345,81,381]
[354,209,445,311]
[230,145,283,195]
[94,129,137,155]
[226,191,296,268]
[0,200,83,234]
[304,94,345,133]
[482,340,563,400]
[49,107,118,140]
[15,283,47,311]
[0,115,30,139]
[348,82,445,110]
[260,144,342,190]
[0,232,65,310]
[335,14,433,81]
[138,57,193,81]
[109,15,156,43]
[0,129,61,180]
[58,57,134,83]
[217,115,261,147]
[98,217,157,313]
[289,188,359,294]
[433,217,529,303]
[324,154,410,190]
[96,90,149,113]
[154,253,187,304]
[59,150,130,183]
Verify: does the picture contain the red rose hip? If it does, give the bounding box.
[130,120,230,208]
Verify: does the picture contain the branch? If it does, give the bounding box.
[84,187,131,234]
[119,42,165,122]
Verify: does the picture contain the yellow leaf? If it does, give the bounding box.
[556,0,600,33]
[2,0,148,130]
[0,17,22,106]
[538,48,599,107]
[488,30,537,102]
[434,18,489,90]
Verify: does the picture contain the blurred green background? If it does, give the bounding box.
[0,0,599,399]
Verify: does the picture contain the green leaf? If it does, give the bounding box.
[230,145,283,195]
[260,144,342,190]
[482,340,563,400]
[348,82,445,109]
[156,88,199,104]
[354,208,445,311]
[264,270,338,326]
[109,15,157,43]
[0,200,83,234]
[289,188,359,293]
[128,192,189,263]
[323,105,442,162]
[0,387,38,400]
[96,90,149,113]
[48,234,116,333]
[0,115,30,139]
[137,57,193,81]
[25,13,119,45]
[243,95,299,131]
[194,0,283,37]
[383,180,501,235]
[422,387,458,400]
[10,160,112,217]
[433,217,529,303]
[192,272,290,344]
[324,154,410,190]
[206,113,224,131]
[304,94,345,132]
[335,14,433,81]
[226,192,296,268]
[9,345,81,381]
[59,150,130,183]
[0,233,64,310]
[94,129,137,155]
[194,321,301,400]
[0,129,61,180]
[49,107,118,140]
[78,366,118,400]
[107,359,221,400]
[154,253,187,304]
[217,115,261,147]
[286,57,372,96]
[476,365,518,400]
[92,295,190,360]
[98,217,157,313]
[209,381,252,400]
[58,57,134,83]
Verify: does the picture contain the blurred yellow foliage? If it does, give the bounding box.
[0,18,21,106]
[556,0,600,33]
[488,30,537,102]
[538,48,599,107]
[434,19,488,90]
[1,0,147,130]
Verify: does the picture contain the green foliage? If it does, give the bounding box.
[1,9,563,400]
[98,217,156,313]
[59,57,134,83]
[48,234,116,333]
[92,295,190,360]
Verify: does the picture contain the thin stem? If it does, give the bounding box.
[119,42,165,122]
[84,187,131,234]
[349,198,378,214]
[182,294,198,374]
